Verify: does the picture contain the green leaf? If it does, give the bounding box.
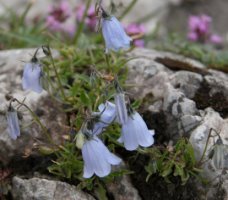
[161,162,173,177]
[95,183,108,200]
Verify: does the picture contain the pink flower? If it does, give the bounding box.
[187,14,222,45]
[133,39,145,48]
[46,0,75,36]
[76,4,97,31]
[210,34,223,45]
[125,23,146,48]
[125,23,146,35]
[187,32,198,41]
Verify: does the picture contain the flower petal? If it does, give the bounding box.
[22,62,43,93]
[82,136,121,178]
[102,16,132,52]
[134,112,154,147]
[6,110,20,140]
[115,93,128,125]
[120,112,154,151]
[82,143,95,178]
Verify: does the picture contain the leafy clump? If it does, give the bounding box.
[145,138,201,185]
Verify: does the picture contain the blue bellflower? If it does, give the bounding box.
[82,135,121,178]
[92,101,116,135]
[114,92,128,125]
[118,112,154,151]
[22,62,43,93]
[210,138,228,170]
[6,108,20,140]
[102,16,132,53]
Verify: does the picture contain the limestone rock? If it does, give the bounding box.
[0,49,65,165]
[12,176,95,200]
[127,48,228,197]
[170,71,203,98]
[106,174,141,200]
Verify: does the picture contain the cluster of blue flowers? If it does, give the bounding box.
[78,89,155,178]
[6,4,154,179]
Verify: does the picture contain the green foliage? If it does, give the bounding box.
[47,143,83,180]
[0,0,216,196]
[41,40,130,187]
[0,2,47,48]
[156,34,228,71]
[145,138,202,185]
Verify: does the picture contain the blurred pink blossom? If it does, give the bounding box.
[46,0,76,36]
[187,14,222,45]
[76,5,97,31]
[125,23,146,48]
[210,34,223,44]
[187,32,198,41]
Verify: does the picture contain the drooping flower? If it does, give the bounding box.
[209,137,228,170]
[118,112,154,151]
[125,23,146,47]
[6,107,20,140]
[102,14,132,53]
[91,101,116,135]
[114,92,128,125]
[82,135,121,178]
[22,61,43,93]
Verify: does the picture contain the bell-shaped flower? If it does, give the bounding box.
[114,92,128,125]
[82,135,121,178]
[102,15,132,53]
[209,138,228,170]
[118,112,154,151]
[6,107,20,140]
[22,62,43,93]
[92,101,116,135]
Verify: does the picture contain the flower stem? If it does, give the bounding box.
[105,53,111,72]
[198,128,213,166]
[73,0,92,45]
[119,0,138,20]
[47,47,67,101]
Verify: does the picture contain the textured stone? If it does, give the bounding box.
[170,71,203,98]
[12,176,95,200]
[126,48,228,195]
[106,175,141,200]
[0,49,65,165]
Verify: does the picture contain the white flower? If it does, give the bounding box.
[22,62,43,93]
[6,108,20,140]
[118,112,154,151]
[92,101,116,135]
[114,93,128,125]
[102,16,132,53]
[82,136,121,178]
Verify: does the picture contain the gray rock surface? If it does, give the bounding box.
[0,48,141,200]
[106,174,141,200]
[1,47,228,199]
[127,48,228,198]
[0,49,65,165]
[12,176,95,200]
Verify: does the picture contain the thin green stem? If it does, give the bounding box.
[73,0,92,45]
[119,0,138,20]
[105,54,111,72]
[48,49,67,101]
[198,128,213,166]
